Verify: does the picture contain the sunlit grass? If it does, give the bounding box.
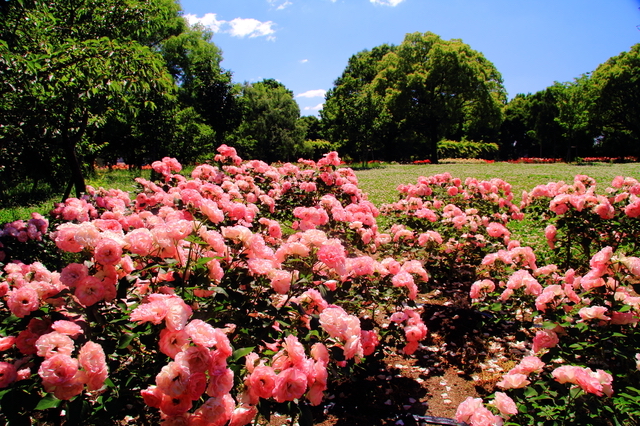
[355,162,640,254]
[355,162,640,206]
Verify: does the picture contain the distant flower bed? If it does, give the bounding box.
[508,157,563,164]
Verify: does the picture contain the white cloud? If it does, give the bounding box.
[228,18,276,39]
[267,0,292,10]
[370,0,405,6]
[184,13,224,32]
[300,59,309,63]
[184,14,276,41]
[296,89,327,98]
[304,103,324,111]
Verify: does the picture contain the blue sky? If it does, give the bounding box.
[180,0,640,116]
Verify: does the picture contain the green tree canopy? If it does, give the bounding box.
[0,0,184,198]
[589,43,640,157]
[229,79,306,163]
[323,32,506,163]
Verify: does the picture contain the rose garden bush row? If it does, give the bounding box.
[0,145,639,425]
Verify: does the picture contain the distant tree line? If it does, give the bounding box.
[1,0,639,202]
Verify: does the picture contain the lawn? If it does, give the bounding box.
[354,161,640,206]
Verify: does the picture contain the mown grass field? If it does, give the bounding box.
[355,161,640,206]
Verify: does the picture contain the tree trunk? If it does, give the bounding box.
[61,107,89,198]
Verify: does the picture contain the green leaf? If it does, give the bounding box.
[231,346,255,362]
[117,333,134,349]
[35,394,61,410]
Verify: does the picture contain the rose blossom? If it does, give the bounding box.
[273,368,308,403]
[532,329,559,353]
[492,391,518,417]
[35,332,74,359]
[497,373,530,389]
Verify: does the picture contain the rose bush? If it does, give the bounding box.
[1,145,639,426]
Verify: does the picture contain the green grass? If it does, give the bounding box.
[354,161,640,258]
[354,162,640,206]
[0,168,151,224]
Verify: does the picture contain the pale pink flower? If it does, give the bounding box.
[486,222,510,239]
[124,228,155,256]
[229,404,258,426]
[175,346,212,374]
[497,373,530,389]
[156,361,190,397]
[0,336,16,352]
[590,246,613,275]
[163,296,193,331]
[544,225,557,249]
[532,329,559,353]
[206,366,234,397]
[509,356,545,375]
[94,238,123,265]
[59,263,89,288]
[54,223,84,252]
[75,276,105,306]
[470,279,495,299]
[493,391,518,417]
[247,365,277,400]
[159,393,193,417]
[141,385,163,408]
[283,334,307,367]
[191,394,234,426]
[38,353,80,388]
[361,330,379,356]
[273,368,308,403]
[159,329,190,358]
[6,286,40,317]
[578,306,611,321]
[78,341,108,391]
[456,397,483,424]
[52,320,83,337]
[185,319,218,347]
[317,240,347,272]
[622,256,640,277]
[35,332,74,359]
[269,269,292,294]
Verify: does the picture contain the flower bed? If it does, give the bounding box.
[1,146,639,425]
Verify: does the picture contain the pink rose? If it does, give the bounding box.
[493,391,518,417]
[497,373,530,389]
[532,329,559,353]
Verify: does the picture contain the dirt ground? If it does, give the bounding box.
[260,282,523,426]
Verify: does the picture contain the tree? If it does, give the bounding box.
[499,93,536,159]
[0,0,183,199]
[321,44,396,162]
[161,23,241,141]
[589,43,640,157]
[229,79,306,163]
[372,32,506,163]
[322,33,506,163]
[552,76,594,160]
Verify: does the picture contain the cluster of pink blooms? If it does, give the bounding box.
[243,335,329,408]
[523,174,640,220]
[389,308,428,355]
[456,395,508,426]
[0,146,438,424]
[465,173,640,422]
[0,313,107,401]
[0,212,49,262]
[552,365,613,397]
[133,294,257,425]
